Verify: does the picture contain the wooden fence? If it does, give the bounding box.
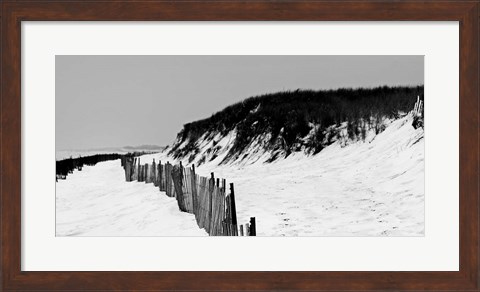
[412,95,424,129]
[56,153,124,181]
[56,151,157,181]
[413,95,423,116]
[121,156,256,236]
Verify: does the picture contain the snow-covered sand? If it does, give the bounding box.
[146,114,424,236]
[56,160,207,236]
[56,114,423,237]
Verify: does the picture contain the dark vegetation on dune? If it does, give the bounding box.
[169,86,424,164]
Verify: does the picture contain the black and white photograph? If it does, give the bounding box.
[55,55,424,237]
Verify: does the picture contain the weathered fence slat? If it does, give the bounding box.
[152,159,158,187]
[229,183,238,236]
[145,164,150,183]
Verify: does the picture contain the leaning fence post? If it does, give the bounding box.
[230,183,238,235]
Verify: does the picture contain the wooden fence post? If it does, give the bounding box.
[139,165,142,181]
[191,164,198,218]
[137,158,141,181]
[229,183,238,236]
[124,157,131,182]
[222,221,227,236]
[249,217,256,236]
[132,158,137,181]
[152,159,157,186]
[142,164,146,182]
[165,162,171,196]
[129,157,135,182]
[171,163,187,212]
[123,157,128,180]
[138,164,141,181]
[145,163,150,183]
[168,163,171,195]
[158,161,164,191]
[156,162,160,189]
[208,172,215,234]
[223,186,233,236]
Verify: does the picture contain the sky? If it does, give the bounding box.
[56,55,423,150]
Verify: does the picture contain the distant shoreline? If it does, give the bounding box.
[56,146,165,161]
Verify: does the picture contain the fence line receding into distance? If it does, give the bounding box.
[121,157,256,236]
[56,151,157,181]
